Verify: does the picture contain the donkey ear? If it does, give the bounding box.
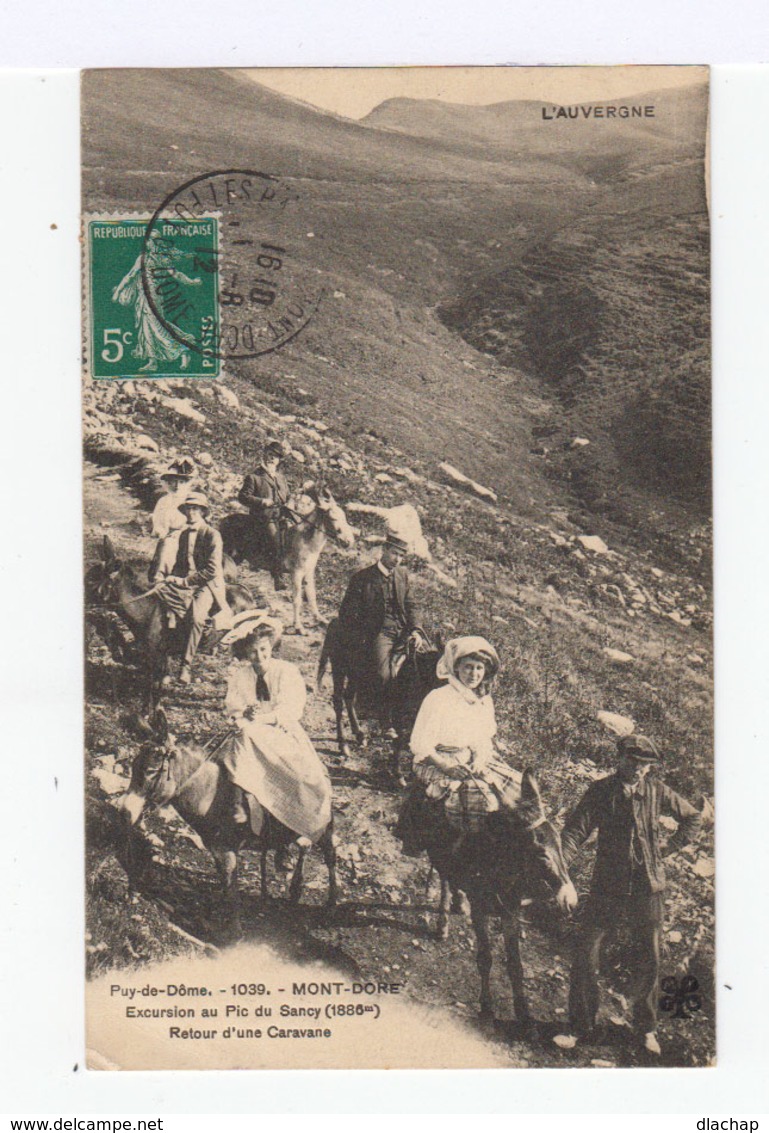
[521,767,543,809]
[102,535,117,563]
[152,707,170,744]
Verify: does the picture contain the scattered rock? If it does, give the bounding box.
[160,397,206,425]
[552,1034,577,1050]
[291,449,306,464]
[196,452,214,467]
[668,931,683,944]
[133,434,159,453]
[438,461,498,504]
[577,534,609,555]
[215,386,240,410]
[596,711,635,737]
[602,648,634,665]
[686,653,705,666]
[570,437,591,448]
[590,1059,616,1069]
[375,472,393,484]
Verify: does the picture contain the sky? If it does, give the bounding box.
[244,65,707,120]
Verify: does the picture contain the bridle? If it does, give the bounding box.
[141,726,236,802]
[281,498,347,543]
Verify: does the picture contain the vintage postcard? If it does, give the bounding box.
[82,65,713,1070]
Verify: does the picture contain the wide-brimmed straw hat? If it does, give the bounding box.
[179,491,210,514]
[220,609,283,647]
[617,734,661,763]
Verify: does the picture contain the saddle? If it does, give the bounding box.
[389,627,432,680]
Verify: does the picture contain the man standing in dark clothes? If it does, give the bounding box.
[557,734,702,1055]
[336,530,422,720]
[238,440,292,589]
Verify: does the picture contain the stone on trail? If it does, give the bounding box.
[439,461,498,504]
[596,711,635,737]
[570,437,591,448]
[576,534,609,555]
[691,856,715,879]
[196,452,214,467]
[602,647,634,665]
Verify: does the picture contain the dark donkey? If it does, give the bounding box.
[411,769,577,1022]
[317,618,442,761]
[119,711,338,940]
[90,536,255,714]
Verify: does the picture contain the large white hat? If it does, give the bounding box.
[220,609,283,647]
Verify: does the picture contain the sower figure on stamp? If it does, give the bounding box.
[238,440,292,591]
[149,491,230,684]
[335,529,422,734]
[555,734,702,1056]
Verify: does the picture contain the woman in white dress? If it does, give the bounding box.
[218,613,332,842]
[410,636,521,836]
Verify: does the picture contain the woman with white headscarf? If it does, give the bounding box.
[409,636,521,835]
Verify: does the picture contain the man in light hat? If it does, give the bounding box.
[152,491,228,683]
[336,529,422,717]
[556,733,702,1055]
[238,440,292,590]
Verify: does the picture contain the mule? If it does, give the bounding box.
[317,618,442,761]
[91,536,255,714]
[118,712,338,940]
[402,769,577,1022]
[220,486,355,635]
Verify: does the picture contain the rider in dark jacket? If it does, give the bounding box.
[238,440,291,589]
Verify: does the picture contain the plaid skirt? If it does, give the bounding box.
[414,756,522,834]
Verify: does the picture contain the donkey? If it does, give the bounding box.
[90,536,255,714]
[220,486,355,635]
[317,618,442,761]
[405,769,577,1022]
[118,712,338,940]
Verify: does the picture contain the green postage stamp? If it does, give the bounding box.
[85,216,220,379]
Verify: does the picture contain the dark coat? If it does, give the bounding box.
[169,523,227,608]
[337,563,419,655]
[238,466,291,522]
[561,772,701,897]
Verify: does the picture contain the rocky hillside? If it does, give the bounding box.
[83,363,714,1066]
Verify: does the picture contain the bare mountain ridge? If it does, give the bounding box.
[362,86,708,178]
[83,69,592,189]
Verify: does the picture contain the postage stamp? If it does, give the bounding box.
[86,215,220,379]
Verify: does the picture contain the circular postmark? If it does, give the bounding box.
[140,169,323,362]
